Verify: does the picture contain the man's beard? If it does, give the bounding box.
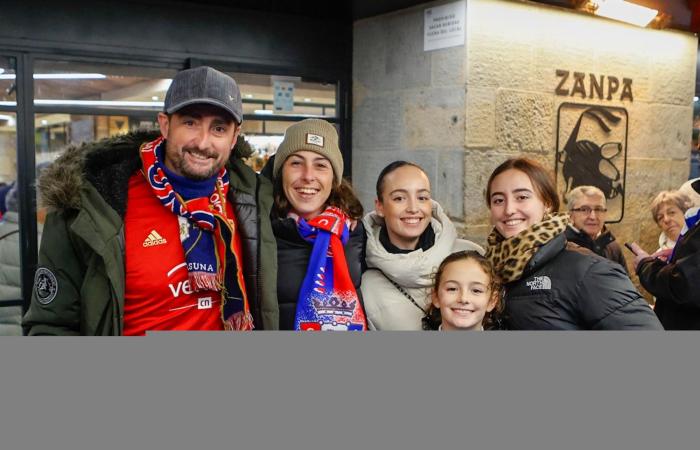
[172,146,223,181]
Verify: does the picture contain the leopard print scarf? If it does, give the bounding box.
[486,213,569,284]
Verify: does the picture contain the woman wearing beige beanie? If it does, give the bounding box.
[262,119,368,331]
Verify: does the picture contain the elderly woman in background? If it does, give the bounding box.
[632,179,700,329]
[265,119,367,331]
[650,190,692,254]
[564,185,628,274]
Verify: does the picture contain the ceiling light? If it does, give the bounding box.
[694,96,699,102]
[0,73,107,80]
[1,99,168,108]
[35,73,107,79]
[304,98,311,102]
[151,96,159,101]
[254,109,273,115]
[34,99,164,107]
[245,94,254,99]
[582,0,658,27]
[41,119,48,125]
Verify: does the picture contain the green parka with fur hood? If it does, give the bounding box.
[23,131,278,335]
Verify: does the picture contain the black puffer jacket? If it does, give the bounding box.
[503,233,663,330]
[637,222,700,329]
[564,225,629,275]
[272,217,365,330]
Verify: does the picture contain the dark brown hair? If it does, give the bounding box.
[484,157,560,212]
[375,160,428,201]
[424,250,504,330]
[273,175,364,220]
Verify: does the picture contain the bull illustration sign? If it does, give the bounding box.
[555,103,628,223]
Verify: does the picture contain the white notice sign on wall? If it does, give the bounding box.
[424,0,466,52]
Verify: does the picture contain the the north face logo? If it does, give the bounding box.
[526,276,552,290]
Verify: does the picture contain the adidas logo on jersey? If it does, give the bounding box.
[143,230,167,247]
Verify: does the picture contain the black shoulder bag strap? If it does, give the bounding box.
[368,267,428,315]
[0,229,20,241]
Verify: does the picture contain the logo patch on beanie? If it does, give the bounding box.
[306,133,324,147]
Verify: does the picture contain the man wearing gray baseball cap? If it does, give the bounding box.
[24,66,279,335]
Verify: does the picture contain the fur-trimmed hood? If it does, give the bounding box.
[38,130,252,217]
[38,130,159,214]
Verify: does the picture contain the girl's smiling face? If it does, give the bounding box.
[281,151,334,220]
[375,165,433,250]
[488,169,548,238]
[432,258,497,331]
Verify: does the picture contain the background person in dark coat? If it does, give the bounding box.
[649,190,692,254]
[632,179,700,329]
[564,185,628,275]
[484,158,662,330]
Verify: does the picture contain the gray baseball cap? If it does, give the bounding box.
[164,66,243,123]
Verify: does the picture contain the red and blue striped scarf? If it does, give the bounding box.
[294,207,367,331]
[139,137,253,330]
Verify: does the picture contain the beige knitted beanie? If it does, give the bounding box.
[273,119,343,186]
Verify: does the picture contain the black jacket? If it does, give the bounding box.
[637,222,700,329]
[564,225,629,275]
[504,233,663,330]
[272,217,365,330]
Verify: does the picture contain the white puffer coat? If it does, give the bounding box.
[361,201,483,330]
[0,212,23,335]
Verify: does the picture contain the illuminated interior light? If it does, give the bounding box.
[245,94,254,99]
[254,109,273,115]
[591,0,658,27]
[0,73,107,80]
[304,98,312,102]
[694,96,699,102]
[34,99,164,107]
[34,73,107,79]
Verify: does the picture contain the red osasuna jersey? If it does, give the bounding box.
[123,173,238,335]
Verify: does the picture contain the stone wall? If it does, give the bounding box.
[353,0,697,280]
[353,4,469,222]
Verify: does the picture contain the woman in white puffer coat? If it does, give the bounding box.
[361,161,483,330]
